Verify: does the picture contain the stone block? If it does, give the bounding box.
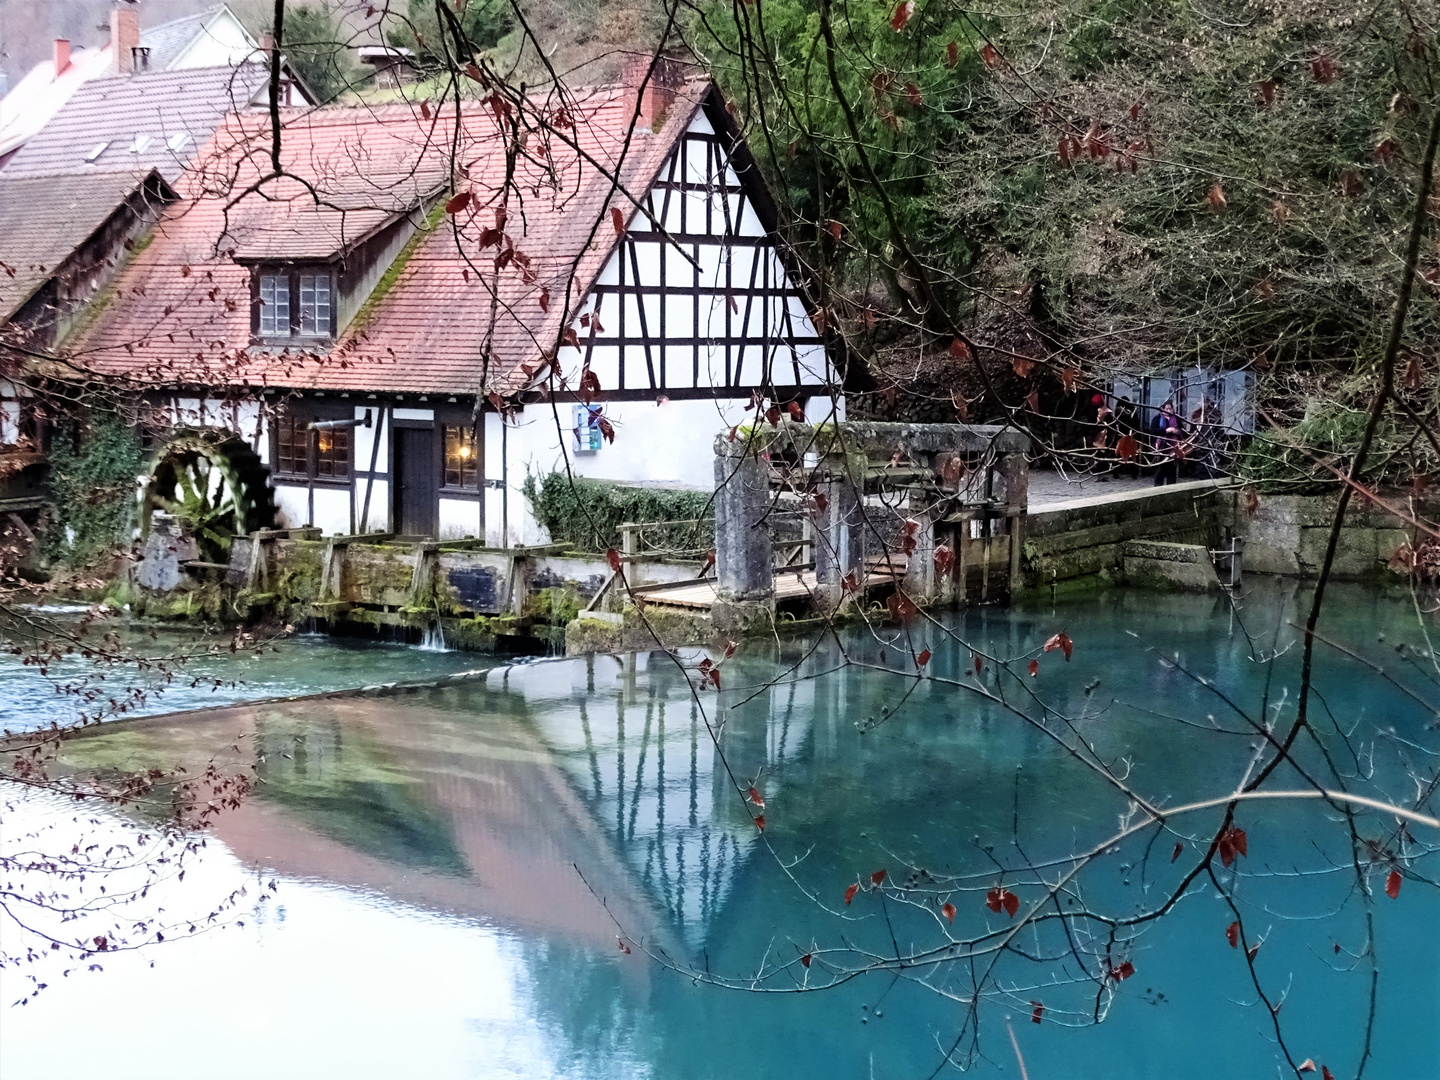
[135,526,197,592]
[1122,540,1221,591]
[710,595,775,635]
[565,607,713,654]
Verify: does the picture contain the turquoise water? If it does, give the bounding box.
[0,613,490,732]
[2,582,1436,1079]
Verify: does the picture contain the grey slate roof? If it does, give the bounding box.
[0,64,270,184]
[0,170,170,320]
[140,9,225,72]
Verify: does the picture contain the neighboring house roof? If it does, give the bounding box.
[139,8,241,72]
[0,6,310,168]
[1,65,275,184]
[0,169,173,321]
[70,80,715,397]
[357,47,416,63]
[0,46,113,161]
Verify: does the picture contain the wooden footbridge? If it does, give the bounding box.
[628,555,910,611]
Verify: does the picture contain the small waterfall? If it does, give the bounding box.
[408,543,450,651]
[417,619,450,652]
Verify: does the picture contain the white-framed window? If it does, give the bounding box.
[299,273,331,336]
[573,405,602,453]
[259,273,290,336]
[255,268,334,341]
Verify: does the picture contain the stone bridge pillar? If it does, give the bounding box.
[813,451,865,610]
[713,435,774,632]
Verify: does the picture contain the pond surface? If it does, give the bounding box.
[0,615,490,732]
[2,582,1437,1079]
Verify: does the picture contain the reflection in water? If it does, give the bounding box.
[3,580,1439,1080]
[255,712,470,876]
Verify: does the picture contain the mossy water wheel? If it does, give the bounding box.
[140,430,277,561]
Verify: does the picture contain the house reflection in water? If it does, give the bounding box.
[63,650,813,955]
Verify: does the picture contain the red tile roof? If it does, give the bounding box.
[68,79,711,397]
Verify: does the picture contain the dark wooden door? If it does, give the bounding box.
[395,427,437,537]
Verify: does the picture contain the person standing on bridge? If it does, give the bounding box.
[1151,402,1182,486]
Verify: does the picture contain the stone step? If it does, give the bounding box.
[1122,539,1222,591]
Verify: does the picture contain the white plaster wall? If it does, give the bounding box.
[171,11,256,69]
[0,400,19,445]
[483,488,504,547]
[312,487,350,535]
[273,483,308,529]
[483,412,505,547]
[480,414,548,548]
[200,399,228,429]
[352,404,387,471]
[164,396,264,441]
[505,397,750,493]
[1,381,23,446]
[235,401,263,455]
[171,396,202,426]
[805,393,846,425]
[350,402,389,533]
[438,498,481,540]
[357,479,389,532]
[556,109,829,396]
[274,482,353,534]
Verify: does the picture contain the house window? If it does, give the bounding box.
[272,412,350,481]
[274,414,307,477]
[299,274,331,336]
[316,425,350,479]
[254,268,334,341]
[259,274,290,337]
[443,425,478,488]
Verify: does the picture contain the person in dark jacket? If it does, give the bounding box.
[1151,402,1182,486]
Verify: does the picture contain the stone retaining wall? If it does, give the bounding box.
[1025,480,1232,586]
[1238,492,1428,578]
[1026,480,1430,586]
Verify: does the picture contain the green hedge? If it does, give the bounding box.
[523,472,714,556]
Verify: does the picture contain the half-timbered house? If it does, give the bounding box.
[65,63,837,544]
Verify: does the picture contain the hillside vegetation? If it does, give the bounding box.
[690,0,1440,483]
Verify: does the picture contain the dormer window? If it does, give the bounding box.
[252,267,335,343]
[299,273,331,335]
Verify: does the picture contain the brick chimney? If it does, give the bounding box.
[621,55,682,128]
[111,6,140,75]
[53,39,72,78]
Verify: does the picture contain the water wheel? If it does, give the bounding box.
[139,430,277,562]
